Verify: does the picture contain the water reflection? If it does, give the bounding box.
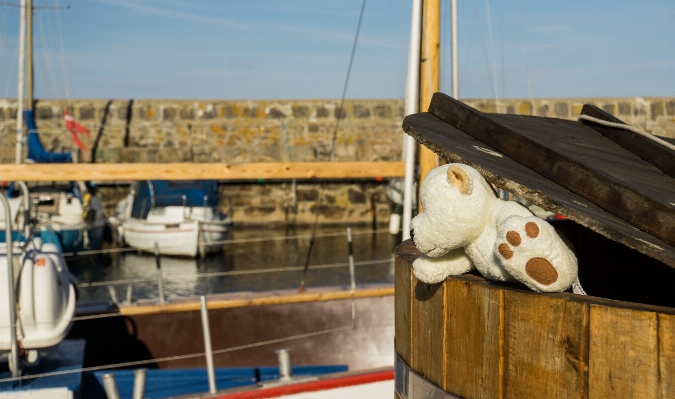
[68,226,399,304]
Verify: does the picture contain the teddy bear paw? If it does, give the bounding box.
[412,248,475,284]
[495,215,577,292]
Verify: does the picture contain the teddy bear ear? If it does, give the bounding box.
[447,165,472,195]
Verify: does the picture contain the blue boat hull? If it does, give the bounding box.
[55,221,107,254]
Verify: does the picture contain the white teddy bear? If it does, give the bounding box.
[410,163,578,293]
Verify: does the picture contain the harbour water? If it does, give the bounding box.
[67,225,399,304]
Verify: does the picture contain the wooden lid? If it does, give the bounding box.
[403,93,675,268]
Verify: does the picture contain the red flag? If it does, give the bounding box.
[64,110,90,151]
[64,110,90,136]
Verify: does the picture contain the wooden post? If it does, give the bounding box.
[418,0,441,208]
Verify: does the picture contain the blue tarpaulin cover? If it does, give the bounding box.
[131,180,220,219]
[24,109,72,163]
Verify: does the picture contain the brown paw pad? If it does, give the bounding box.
[506,231,521,246]
[525,222,539,238]
[525,257,558,285]
[498,243,513,259]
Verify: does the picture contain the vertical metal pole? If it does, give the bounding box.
[275,349,293,381]
[451,0,459,99]
[1,196,20,378]
[16,182,30,239]
[102,373,121,399]
[402,0,423,241]
[132,368,147,399]
[198,221,205,259]
[347,228,356,292]
[347,227,356,326]
[154,242,165,303]
[200,296,217,394]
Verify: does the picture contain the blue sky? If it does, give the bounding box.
[0,0,673,100]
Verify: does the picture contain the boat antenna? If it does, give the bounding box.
[300,0,367,292]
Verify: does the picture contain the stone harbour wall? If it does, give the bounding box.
[1,96,674,226]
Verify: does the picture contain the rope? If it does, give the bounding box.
[0,322,397,383]
[577,114,675,152]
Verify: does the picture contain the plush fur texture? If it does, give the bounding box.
[410,163,578,293]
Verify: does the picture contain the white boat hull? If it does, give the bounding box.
[123,212,230,257]
[0,239,77,352]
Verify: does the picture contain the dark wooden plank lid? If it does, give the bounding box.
[426,93,675,248]
[579,104,675,179]
[402,109,675,269]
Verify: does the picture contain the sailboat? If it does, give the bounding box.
[0,182,78,378]
[9,1,108,255]
[113,180,233,257]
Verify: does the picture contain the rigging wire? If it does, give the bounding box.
[0,322,395,383]
[36,7,59,98]
[328,0,367,161]
[498,0,505,98]
[61,227,391,257]
[483,0,499,99]
[473,0,496,99]
[515,0,534,102]
[301,0,367,292]
[78,258,392,288]
[52,0,70,99]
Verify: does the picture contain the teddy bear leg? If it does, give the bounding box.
[495,215,577,292]
[412,248,475,284]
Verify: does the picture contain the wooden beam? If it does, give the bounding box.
[418,0,441,208]
[0,161,405,182]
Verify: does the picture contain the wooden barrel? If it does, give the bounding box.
[394,239,675,399]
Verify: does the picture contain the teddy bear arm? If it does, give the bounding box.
[412,248,475,284]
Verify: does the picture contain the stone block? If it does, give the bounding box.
[618,102,631,115]
[478,102,497,113]
[163,107,176,121]
[601,104,616,115]
[117,103,131,121]
[348,188,366,204]
[334,107,347,119]
[536,104,549,117]
[374,105,392,118]
[138,105,156,120]
[554,102,569,117]
[666,101,675,116]
[36,106,53,119]
[201,105,217,119]
[95,148,121,163]
[243,106,259,118]
[267,108,286,118]
[518,102,532,115]
[651,101,664,120]
[316,107,329,118]
[292,105,310,118]
[353,105,371,119]
[180,107,195,120]
[80,106,96,120]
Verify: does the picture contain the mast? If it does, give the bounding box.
[26,0,34,109]
[451,0,458,99]
[15,0,27,164]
